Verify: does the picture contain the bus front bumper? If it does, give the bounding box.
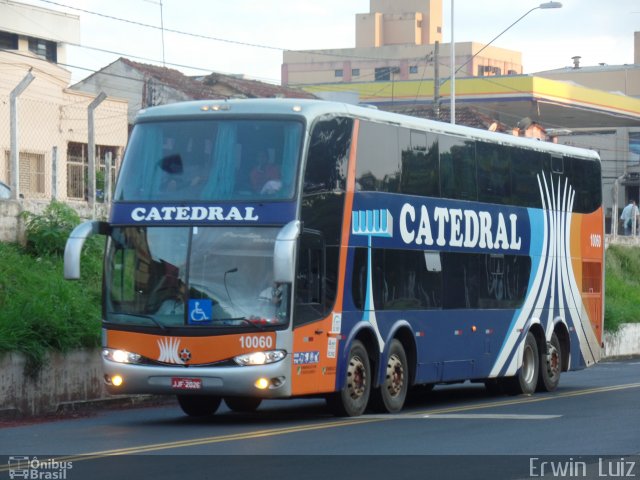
[102,357,292,398]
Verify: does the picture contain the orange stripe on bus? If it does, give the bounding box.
[334,119,360,313]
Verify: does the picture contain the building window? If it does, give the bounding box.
[437,26,442,33]
[417,20,422,28]
[409,65,418,74]
[4,150,46,197]
[0,31,18,49]
[375,67,391,82]
[67,142,119,200]
[28,37,57,62]
[334,69,343,78]
[352,68,360,77]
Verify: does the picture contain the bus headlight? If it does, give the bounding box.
[234,350,286,366]
[103,348,142,364]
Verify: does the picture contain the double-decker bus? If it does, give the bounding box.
[65,99,603,417]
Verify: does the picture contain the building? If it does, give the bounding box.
[0,0,128,202]
[282,0,523,87]
[72,58,317,126]
[534,33,640,99]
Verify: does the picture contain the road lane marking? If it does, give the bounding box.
[1,381,638,467]
[410,381,640,416]
[422,414,561,420]
[0,417,383,468]
[364,414,562,420]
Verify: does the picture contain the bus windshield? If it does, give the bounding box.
[104,226,289,329]
[114,118,304,201]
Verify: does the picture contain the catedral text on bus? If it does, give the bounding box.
[64,99,604,417]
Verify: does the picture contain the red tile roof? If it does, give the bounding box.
[382,104,511,132]
[120,58,315,100]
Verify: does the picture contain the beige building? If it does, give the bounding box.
[355,0,443,48]
[534,46,640,99]
[0,0,128,202]
[282,0,523,86]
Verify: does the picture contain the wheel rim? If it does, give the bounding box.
[347,355,367,400]
[522,344,536,385]
[547,344,560,379]
[385,353,405,398]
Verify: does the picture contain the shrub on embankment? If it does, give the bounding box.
[0,201,103,376]
[604,245,640,332]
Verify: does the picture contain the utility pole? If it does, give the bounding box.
[433,41,440,120]
[88,92,107,218]
[10,71,34,200]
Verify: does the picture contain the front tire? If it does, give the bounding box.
[327,340,371,417]
[177,395,221,417]
[370,339,408,413]
[224,396,262,412]
[537,333,561,392]
[503,332,539,395]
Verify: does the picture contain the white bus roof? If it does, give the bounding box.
[135,98,600,161]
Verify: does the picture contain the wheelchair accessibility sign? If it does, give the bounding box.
[188,299,212,325]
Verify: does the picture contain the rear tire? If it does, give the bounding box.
[503,332,539,395]
[177,395,221,417]
[370,339,408,413]
[537,332,561,392]
[224,396,262,412]
[327,340,371,417]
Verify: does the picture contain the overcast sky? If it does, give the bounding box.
[21,0,640,84]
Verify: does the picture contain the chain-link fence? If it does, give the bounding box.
[0,82,128,204]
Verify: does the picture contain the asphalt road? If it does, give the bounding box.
[1,359,639,480]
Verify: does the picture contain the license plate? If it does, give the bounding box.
[171,377,202,390]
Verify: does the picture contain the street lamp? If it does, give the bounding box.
[450,1,562,125]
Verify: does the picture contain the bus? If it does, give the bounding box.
[64,99,604,417]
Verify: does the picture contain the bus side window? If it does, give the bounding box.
[440,135,477,201]
[400,129,439,197]
[511,148,543,208]
[477,142,511,205]
[294,230,326,325]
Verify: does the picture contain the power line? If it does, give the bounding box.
[34,0,283,52]
[32,0,452,67]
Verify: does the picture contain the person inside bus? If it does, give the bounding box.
[250,149,281,194]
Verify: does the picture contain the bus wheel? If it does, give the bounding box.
[370,339,408,413]
[327,340,371,417]
[224,396,262,412]
[537,333,561,392]
[177,395,221,417]
[504,332,539,395]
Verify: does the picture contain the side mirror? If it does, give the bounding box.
[273,220,300,284]
[64,221,107,279]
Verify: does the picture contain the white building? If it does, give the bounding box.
[0,0,128,201]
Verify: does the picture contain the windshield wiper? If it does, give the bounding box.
[108,312,167,331]
[217,317,266,331]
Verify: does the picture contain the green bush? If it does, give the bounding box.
[21,201,82,257]
[2,202,104,376]
[604,245,640,332]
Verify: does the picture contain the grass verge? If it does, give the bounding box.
[0,241,103,376]
[604,245,640,332]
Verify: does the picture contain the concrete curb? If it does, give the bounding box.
[603,323,640,359]
[1,324,639,418]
